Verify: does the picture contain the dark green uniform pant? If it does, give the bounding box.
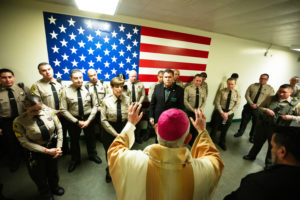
[236,104,259,138]
[25,151,59,199]
[68,117,97,162]
[210,110,234,144]
[58,116,69,154]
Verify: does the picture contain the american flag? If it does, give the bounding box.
[43,12,211,91]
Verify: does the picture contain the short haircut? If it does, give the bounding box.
[24,94,42,107]
[70,69,82,77]
[279,84,292,90]
[199,72,207,78]
[164,69,174,76]
[157,70,164,75]
[110,77,125,87]
[194,74,202,78]
[231,73,239,79]
[291,76,299,80]
[0,68,14,76]
[273,126,300,162]
[227,77,235,82]
[37,62,50,70]
[261,73,269,79]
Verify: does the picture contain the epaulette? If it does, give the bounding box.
[56,78,62,84]
[85,84,90,90]
[17,82,24,89]
[100,79,104,84]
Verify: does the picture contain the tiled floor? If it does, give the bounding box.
[0,121,268,200]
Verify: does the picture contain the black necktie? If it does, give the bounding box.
[77,88,84,117]
[225,90,232,112]
[132,83,136,102]
[35,115,50,141]
[50,82,59,110]
[195,87,199,108]
[253,84,262,104]
[117,99,122,123]
[93,84,100,106]
[7,88,19,118]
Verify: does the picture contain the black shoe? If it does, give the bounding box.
[234,132,243,137]
[51,186,65,196]
[218,142,227,151]
[68,161,79,172]
[89,156,102,164]
[243,155,256,161]
[105,171,112,183]
[249,137,254,143]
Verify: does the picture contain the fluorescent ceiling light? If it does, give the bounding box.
[75,0,119,15]
[290,45,300,52]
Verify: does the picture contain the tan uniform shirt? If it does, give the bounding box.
[61,84,97,123]
[0,84,27,118]
[101,94,130,136]
[86,80,106,107]
[31,79,64,110]
[148,82,159,102]
[245,83,275,106]
[125,80,145,104]
[201,81,208,96]
[175,79,184,88]
[13,106,63,153]
[215,88,241,115]
[291,85,300,98]
[184,84,207,111]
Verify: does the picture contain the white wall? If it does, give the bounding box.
[1,0,300,120]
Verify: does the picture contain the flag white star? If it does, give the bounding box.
[48,16,56,24]
[68,18,76,26]
[53,59,61,66]
[111,56,117,62]
[119,24,125,32]
[52,45,59,53]
[111,43,117,50]
[96,68,102,74]
[126,69,130,74]
[79,54,86,61]
[71,59,78,67]
[78,40,85,48]
[119,62,124,68]
[104,36,110,43]
[88,60,94,67]
[133,27,139,34]
[119,50,125,57]
[81,67,86,74]
[111,68,117,74]
[132,63,137,69]
[104,73,110,79]
[59,25,67,33]
[126,45,132,51]
[132,40,138,46]
[70,46,77,54]
[63,67,70,74]
[126,32,132,39]
[126,57,131,63]
[55,71,62,78]
[86,20,93,28]
[104,61,110,68]
[88,48,94,55]
[111,31,117,38]
[50,31,58,39]
[87,34,94,42]
[60,39,68,47]
[104,49,110,55]
[95,29,101,36]
[119,37,125,44]
[61,53,69,61]
[96,55,102,62]
[95,42,102,49]
[69,32,76,40]
[132,52,138,58]
[77,27,85,35]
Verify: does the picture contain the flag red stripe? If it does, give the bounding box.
[140,43,209,58]
[141,26,211,45]
[139,74,194,83]
[139,59,206,71]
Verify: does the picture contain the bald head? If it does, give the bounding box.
[87,69,98,83]
[129,70,137,83]
[174,69,180,81]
